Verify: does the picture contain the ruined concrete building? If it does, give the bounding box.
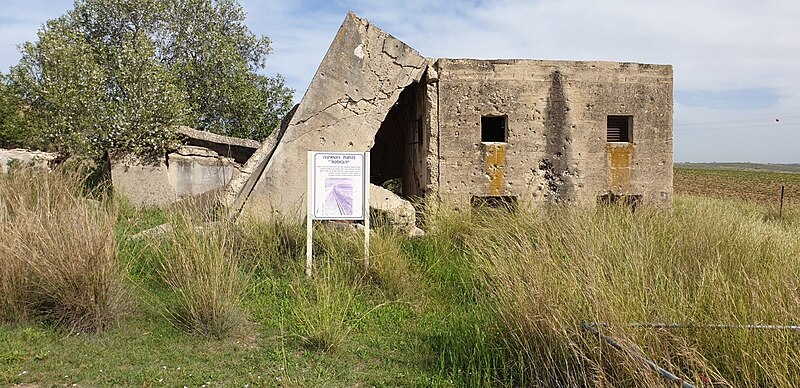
[229,12,673,220]
[112,12,673,221]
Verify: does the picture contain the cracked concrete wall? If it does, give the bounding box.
[239,12,429,220]
[435,59,673,207]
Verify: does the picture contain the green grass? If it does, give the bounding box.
[2,170,800,386]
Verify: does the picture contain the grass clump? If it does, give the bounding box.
[158,214,245,338]
[234,215,305,275]
[0,169,124,331]
[290,269,359,352]
[465,199,800,387]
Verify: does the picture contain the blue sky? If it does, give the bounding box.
[1,0,798,163]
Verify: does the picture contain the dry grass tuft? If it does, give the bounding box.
[0,168,124,331]
[158,214,245,338]
[462,198,800,387]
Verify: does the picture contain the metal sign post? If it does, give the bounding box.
[306,151,370,277]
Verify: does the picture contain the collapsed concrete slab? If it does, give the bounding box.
[223,105,298,215]
[175,126,260,164]
[238,12,429,221]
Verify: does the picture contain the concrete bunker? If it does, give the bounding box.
[232,13,673,222]
[103,12,671,226]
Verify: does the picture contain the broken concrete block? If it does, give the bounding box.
[369,184,423,237]
[238,12,428,221]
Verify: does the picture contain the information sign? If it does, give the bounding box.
[306,151,370,277]
[310,152,366,220]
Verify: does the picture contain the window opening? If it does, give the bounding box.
[598,193,641,210]
[471,195,518,211]
[607,115,632,142]
[481,115,507,143]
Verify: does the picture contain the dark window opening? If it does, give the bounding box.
[598,193,641,210]
[471,195,518,211]
[607,115,632,142]
[481,116,507,143]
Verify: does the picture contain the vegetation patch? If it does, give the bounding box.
[1,168,799,386]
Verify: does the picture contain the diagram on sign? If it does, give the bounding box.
[321,178,354,216]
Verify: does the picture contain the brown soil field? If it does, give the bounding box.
[674,167,800,205]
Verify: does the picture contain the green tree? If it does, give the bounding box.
[7,0,293,157]
[0,74,28,148]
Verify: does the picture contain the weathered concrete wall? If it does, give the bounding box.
[111,154,176,207]
[239,12,429,220]
[434,59,673,207]
[0,149,61,174]
[111,146,240,207]
[167,146,238,198]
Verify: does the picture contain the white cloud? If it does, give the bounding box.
[1,0,798,162]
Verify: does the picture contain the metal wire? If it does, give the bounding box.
[581,322,696,388]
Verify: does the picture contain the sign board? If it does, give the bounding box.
[309,152,366,220]
[306,151,370,277]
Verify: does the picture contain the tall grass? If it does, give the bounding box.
[158,214,245,338]
[0,169,124,331]
[287,224,364,351]
[456,198,800,387]
[234,215,305,275]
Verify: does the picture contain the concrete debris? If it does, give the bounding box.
[369,184,424,237]
[0,148,61,174]
[129,223,173,241]
[175,126,260,164]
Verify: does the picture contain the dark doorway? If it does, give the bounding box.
[370,82,425,198]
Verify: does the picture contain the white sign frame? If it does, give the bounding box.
[309,152,367,220]
[306,151,370,277]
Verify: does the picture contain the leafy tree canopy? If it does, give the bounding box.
[5,0,293,157]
